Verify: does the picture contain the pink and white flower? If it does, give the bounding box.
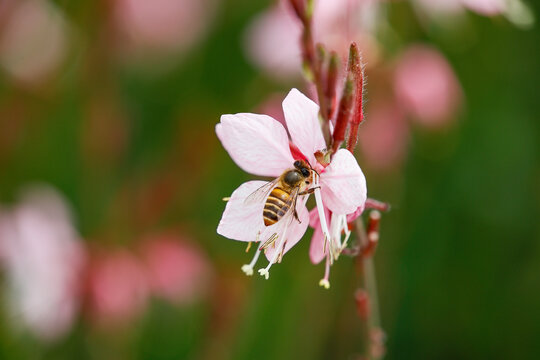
[0,186,85,341]
[216,88,367,285]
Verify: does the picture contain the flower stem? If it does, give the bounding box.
[289,0,332,148]
[354,214,385,360]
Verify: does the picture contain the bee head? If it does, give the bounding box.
[293,160,311,178]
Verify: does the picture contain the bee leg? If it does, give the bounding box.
[299,186,320,196]
[292,194,301,224]
[294,210,300,223]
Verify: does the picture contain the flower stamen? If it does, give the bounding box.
[341,215,352,250]
[258,220,291,279]
[241,247,261,276]
[319,255,331,289]
[313,171,332,257]
[241,232,262,276]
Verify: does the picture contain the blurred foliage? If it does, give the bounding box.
[0,0,539,359]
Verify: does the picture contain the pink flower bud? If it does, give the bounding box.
[394,45,462,128]
[139,233,211,305]
[86,249,149,327]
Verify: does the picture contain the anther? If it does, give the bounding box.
[319,279,330,289]
[258,268,270,280]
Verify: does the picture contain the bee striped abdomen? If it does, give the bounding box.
[263,187,291,226]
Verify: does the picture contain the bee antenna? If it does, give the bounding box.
[307,161,319,176]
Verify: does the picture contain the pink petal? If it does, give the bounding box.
[263,201,310,261]
[216,113,294,177]
[308,207,330,264]
[320,149,367,214]
[217,181,267,242]
[282,88,326,164]
[347,205,365,223]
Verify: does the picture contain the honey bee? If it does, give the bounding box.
[245,159,318,227]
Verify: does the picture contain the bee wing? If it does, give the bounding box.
[244,178,280,205]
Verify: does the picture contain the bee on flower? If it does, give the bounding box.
[216,88,367,287]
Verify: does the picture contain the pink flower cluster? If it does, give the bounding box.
[245,0,379,79]
[0,186,211,340]
[86,233,212,328]
[359,44,463,171]
[217,89,366,287]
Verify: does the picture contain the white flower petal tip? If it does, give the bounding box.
[241,265,254,276]
[319,279,330,289]
[258,268,270,280]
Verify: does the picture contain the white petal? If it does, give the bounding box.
[216,113,294,177]
[282,88,326,163]
[320,149,367,214]
[217,181,267,242]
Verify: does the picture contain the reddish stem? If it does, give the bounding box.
[347,43,365,153]
[289,0,331,147]
[331,78,353,154]
[365,198,390,212]
[361,211,381,258]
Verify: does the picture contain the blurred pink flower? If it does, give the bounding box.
[244,1,302,79]
[393,45,462,128]
[413,0,506,17]
[0,0,69,85]
[245,0,380,79]
[86,249,149,326]
[216,88,366,281]
[139,233,211,304]
[0,186,85,341]
[358,101,409,170]
[461,0,506,15]
[114,0,217,59]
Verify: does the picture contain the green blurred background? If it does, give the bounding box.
[0,0,539,359]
